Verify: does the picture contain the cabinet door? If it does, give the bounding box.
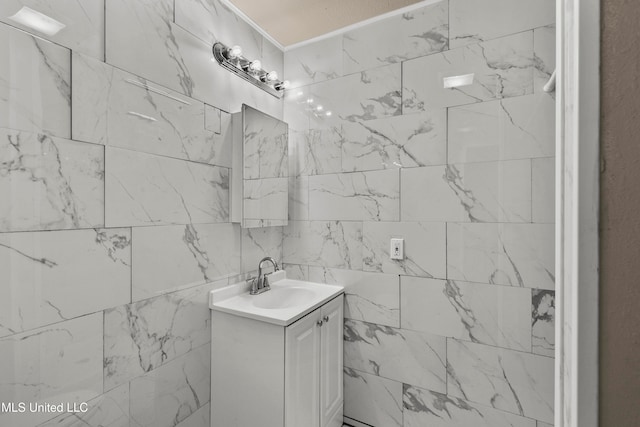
[285,309,321,427]
[320,295,344,427]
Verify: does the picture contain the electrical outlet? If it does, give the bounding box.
[390,238,404,260]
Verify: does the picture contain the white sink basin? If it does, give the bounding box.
[210,271,344,326]
[252,286,316,309]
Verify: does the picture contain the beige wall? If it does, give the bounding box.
[600,0,640,425]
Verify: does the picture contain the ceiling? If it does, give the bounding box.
[228,0,425,47]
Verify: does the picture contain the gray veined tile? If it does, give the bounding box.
[0,313,103,426]
[341,110,447,172]
[447,339,554,423]
[343,368,402,427]
[132,223,240,301]
[175,403,210,427]
[243,177,289,223]
[0,129,104,232]
[309,170,400,221]
[532,157,555,224]
[284,35,343,88]
[0,228,131,338]
[449,0,555,49]
[0,0,105,60]
[307,63,401,123]
[282,264,309,281]
[175,0,263,67]
[344,319,446,392]
[401,160,532,223]
[289,174,309,221]
[448,93,555,164]
[283,220,363,270]
[104,148,229,227]
[241,226,284,272]
[104,281,221,390]
[532,289,555,357]
[205,104,222,134]
[447,223,555,289]
[106,0,281,116]
[403,31,534,112]
[297,127,343,176]
[401,277,532,352]
[72,53,232,167]
[404,384,536,427]
[343,0,449,74]
[534,25,556,94]
[363,221,446,278]
[537,422,554,427]
[0,22,70,138]
[130,344,210,427]
[308,267,399,327]
[243,105,288,179]
[37,383,130,427]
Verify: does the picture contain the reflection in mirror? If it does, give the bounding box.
[232,105,288,228]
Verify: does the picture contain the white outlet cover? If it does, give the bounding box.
[390,238,404,260]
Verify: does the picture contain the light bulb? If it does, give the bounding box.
[248,60,262,72]
[227,45,242,59]
[267,71,278,82]
[274,80,290,91]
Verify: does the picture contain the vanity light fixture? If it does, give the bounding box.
[8,6,66,36]
[443,73,475,89]
[213,42,288,98]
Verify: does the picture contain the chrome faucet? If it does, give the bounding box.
[250,257,280,295]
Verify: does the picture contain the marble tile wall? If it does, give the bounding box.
[0,0,284,426]
[284,0,556,426]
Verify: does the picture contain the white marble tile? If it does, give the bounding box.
[448,93,555,164]
[106,0,281,117]
[289,175,309,220]
[104,148,229,227]
[282,264,309,281]
[0,22,70,138]
[343,1,448,74]
[532,157,555,223]
[261,38,284,80]
[309,170,400,221]
[0,0,104,60]
[534,25,556,94]
[72,53,232,167]
[532,289,555,357]
[447,223,555,289]
[174,0,262,64]
[308,267,399,327]
[404,385,536,427]
[401,277,532,351]
[284,35,343,88]
[243,105,288,179]
[283,221,362,270]
[0,129,104,232]
[537,422,554,427]
[447,339,554,423]
[403,32,534,112]
[132,224,240,301]
[283,88,310,132]
[0,313,103,426]
[0,228,130,338]
[243,177,288,224]
[307,63,401,123]
[297,127,343,176]
[130,344,210,427]
[105,281,221,390]
[401,160,532,223]
[363,222,446,278]
[344,320,446,392]
[343,368,402,427]
[176,403,210,427]
[38,383,129,427]
[241,226,284,272]
[341,110,447,172]
[449,0,555,48]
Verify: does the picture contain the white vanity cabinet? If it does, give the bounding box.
[285,295,343,427]
[211,293,344,427]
